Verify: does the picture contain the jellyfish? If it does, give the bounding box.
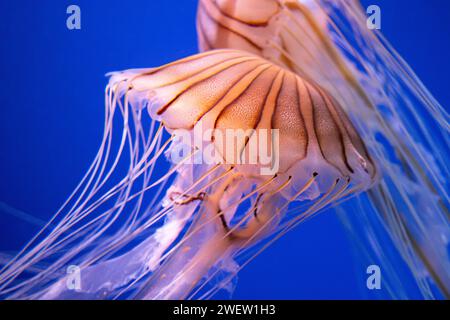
[0,0,448,300]
[0,48,376,299]
[197,0,450,298]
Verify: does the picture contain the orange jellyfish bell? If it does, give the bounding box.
[112,49,376,195]
[196,0,329,76]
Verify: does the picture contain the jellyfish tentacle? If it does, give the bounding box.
[0,80,133,293]
[138,174,281,299]
[0,83,124,285]
[191,174,346,299]
[197,177,350,300]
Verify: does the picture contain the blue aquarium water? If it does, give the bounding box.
[0,0,449,299]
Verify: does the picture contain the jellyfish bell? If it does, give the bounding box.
[113,49,375,196]
[197,0,330,81]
